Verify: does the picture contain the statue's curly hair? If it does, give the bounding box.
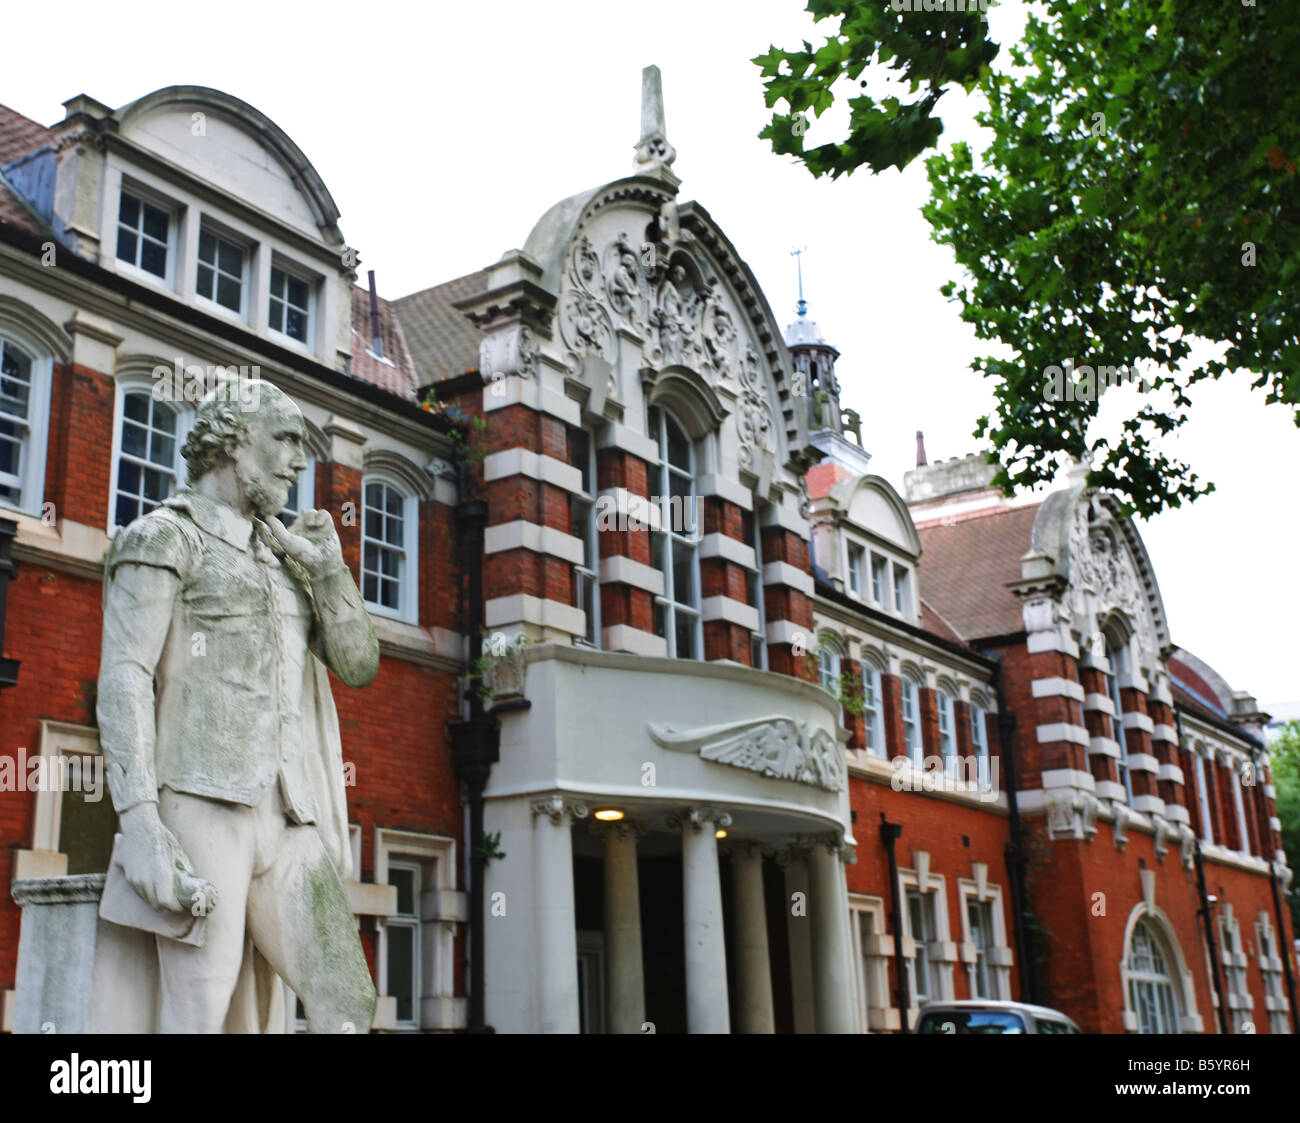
[181,381,288,483]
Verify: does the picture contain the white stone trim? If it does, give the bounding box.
[1095,780,1128,802]
[759,500,810,539]
[1089,736,1121,759]
[1042,768,1096,791]
[764,560,814,594]
[485,519,585,565]
[485,594,586,636]
[1032,677,1085,701]
[1027,630,1080,657]
[599,554,664,595]
[700,595,760,632]
[1158,763,1185,785]
[1121,711,1155,734]
[696,472,753,511]
[698,532,755,568]
[1118,671,1150,694]
[597,487,664,533]
[598,421,659,463]
[483,375,581,424]
[1132,794,1165,815]
[602,623,668,657]
[1083,692,1116,716]
[766,619,807,645]
[1151,723,1179,745]
[1036,723,1091,747]
[1127,753,1160,774]
[483,447,583,492]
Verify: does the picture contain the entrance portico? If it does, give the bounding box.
[481,644,856,1033]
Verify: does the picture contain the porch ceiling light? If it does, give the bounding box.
[715,829,727,839]
[594,809,625,821]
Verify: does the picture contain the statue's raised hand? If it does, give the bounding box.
[262,509,346,581]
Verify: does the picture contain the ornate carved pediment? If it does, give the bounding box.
[647,716,845,792]
[1067,495,1158,667]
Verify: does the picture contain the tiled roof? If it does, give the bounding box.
[920,598,965,645]
[0,177,47,239]
[915,503,1042,642]
[391,270,489,386]
[0,103,52,166]
[349,285,420,400]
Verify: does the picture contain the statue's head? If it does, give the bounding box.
[181,379,308,517]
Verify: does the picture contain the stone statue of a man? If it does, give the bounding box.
[94,379,378,1033]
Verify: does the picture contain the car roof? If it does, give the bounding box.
[917,999,1077,1021]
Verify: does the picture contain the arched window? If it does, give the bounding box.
[937,687,957,760]
[113,390,184,528]
[1104,629,1134,804]
[1193,748,1215,845]
[818,635,844,698]
[362,476,418,622]
[1127,920,1181,1034]
[970,694,992,788]
[568,426,599,648]
[862,659,885,758]
[648,406,700,660]
[0,332,54,517]
[901,670,922,766]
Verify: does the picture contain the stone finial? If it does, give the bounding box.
[634,65,678,181]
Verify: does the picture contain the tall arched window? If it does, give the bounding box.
[113,390,183,528]
[862,659,885,758]
[362,476,418,622]
[901,670,923,766]
[818,635,844,698]
[1105,629,1134,803]
[648,406,700,660]
[0,315,56,518]
[568,426,599,648]
[937,686,957,760]
[280,458,316,523]
[970,693,992,788]
[1127,919,1181,1034]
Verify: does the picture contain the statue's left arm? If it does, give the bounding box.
[263,510,380,688]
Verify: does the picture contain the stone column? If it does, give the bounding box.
[780,844,817,1034]
[808,833,857,1033]
[531,795,587,1033]
[591,818,647,1034]
[672,806,731,1034]
[730,842,775,1033]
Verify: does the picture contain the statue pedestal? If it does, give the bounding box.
[11,875,105,1034]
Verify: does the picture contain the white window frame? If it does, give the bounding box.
[360,473,419,624]
[196,223,251,321]
[1230,762,1251,856]
[278,458,317,524]
[1193,749,1215,845]
[870,552,887,606]
[848,894,898,1032]
[1105,638,1134,804]
[1127,918,1182,1034]
[24,721,107,871]
[746,506,768,670]
[846,542,864,597]
[569,426,599,648]
[384,859,422,1030]
[268,258,316,352]
[901,671,923,767]
[108,377,192,534]
[373,829,461,1033]
[970,695,992,788]
[649,406,701,661]
[0,329,54,518]
[818,634,844,699]
[957,875,1013,1001]
[900,863,955,1019]
[892,563,911,616]
[115,182,179,289]
[937,687,957,760]
[1255,914,1291,1035]
[862,658,885,758]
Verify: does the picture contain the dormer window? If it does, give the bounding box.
[116,190,172,280]
[870,554,887,605]
[847,543,864,597]
[893,564,911,615]
[269,265,312,345]
[197,229,246,314]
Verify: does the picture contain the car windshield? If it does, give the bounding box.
[917,1010,1027,1034]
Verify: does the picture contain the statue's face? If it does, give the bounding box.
[231,396,309,518]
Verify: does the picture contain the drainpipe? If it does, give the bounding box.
[879,814,910,1027]
[0,517,19,690]
[1183,707,1231,1034]
[1254,748,1300,1033]
[446,435,499,1033]
[989,655,1035,1003]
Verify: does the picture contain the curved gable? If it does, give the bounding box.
[115,87,342,243]
[832,474,921,557]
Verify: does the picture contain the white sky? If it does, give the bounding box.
[7,0,1297,704]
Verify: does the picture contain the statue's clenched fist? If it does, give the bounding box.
[263,509,345,581]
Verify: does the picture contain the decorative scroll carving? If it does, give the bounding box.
[666,806,733,832]
[1068,495,1157,667]
[478,323,537,382]
[531,795,589,825]
[648,716,845,792]
[736,344,776,479]
[559,235,617,382]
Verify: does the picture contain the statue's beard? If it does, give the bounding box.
[239,465,289,518]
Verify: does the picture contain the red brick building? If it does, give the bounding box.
[0,73,1293,1034]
